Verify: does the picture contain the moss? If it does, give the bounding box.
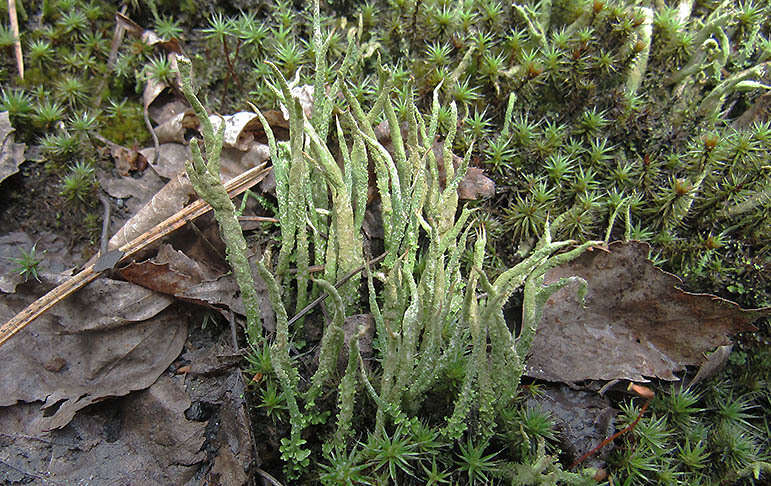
[98,100,149,147]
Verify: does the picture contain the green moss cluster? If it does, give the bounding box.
[1,0,154,150]
[610,345,771,484]
[366,1,770,282]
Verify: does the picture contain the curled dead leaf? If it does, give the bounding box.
[140,143,191,178]
[458,166,495,200]
[526,241,766,383]
[0,111,26,185]
[279,84,314,121]
[153,109,198,144]
[111,144,148,176]
[0,277,183,431]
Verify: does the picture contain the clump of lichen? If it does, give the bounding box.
[2,1,768,484]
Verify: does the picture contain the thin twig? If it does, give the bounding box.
[598,379,620,396]
[98,192,112,257]
[289,264,324,274]
[287,252,387,327]
[7,0,23,79]
[226,309,239,350]
[94,6,128,107]
[0,432,79,449]
[143,103,161,166]
[0,457,62,485]
[255,467,285,486]
[570,399,651,469]
[238,216,279,223]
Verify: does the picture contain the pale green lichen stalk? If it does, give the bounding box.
[177,57,263,345]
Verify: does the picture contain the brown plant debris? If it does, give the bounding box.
[0,111,26,185]
[525,241,766,383]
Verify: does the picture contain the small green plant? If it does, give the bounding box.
[516,407,558,445]
[274,40,305,77]
[0,24,16,50]
[363,424,423,482]
[11,244,45,282]
[422,458,452,486]
[658,385,703,430]
[68,110,99,134]
[56,9,88,35]
[55,75,89,107]
[33,99,65,127]
[200,11,241,90]
[244,343,274,382]
[154,15,182,40]
[40,132,83,162]
[257,381,288,422]
[456,437,500,485]
[319,445,370,486]
[27,39,54,65]
[80,30,108,55]
[0,88,34,122]
[59,160,96,204]
[144,55,175,85]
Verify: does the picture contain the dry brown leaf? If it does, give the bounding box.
[148,95,189,126]
[185,368,256,485]
[143,74,169,112]
[98,163,164,201]
[0,231,79,294]
[97,164,167,229]
[111,143,148,176]
[0,277,184,431]
[219,144,272,178]
[279,84,315,121]
[689,344,733,387]
[0,375,205,484]
[0,332,255,484]
[92,132,151,179]
[152,109,198,144]
[221,112,264,151]
[119,243,221,300]
[525,385,617,468]
[458,166,495,200]
[0,232,34,294]
[107,171,196,250]
[0,111,26,185]
[259,109,289,130]
[118,243,276,331]
[140,142,191,178]
[156,111,268,151]
[525,241,765,383]
[108,140,270,252]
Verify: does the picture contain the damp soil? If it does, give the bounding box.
[0,165,99,262]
